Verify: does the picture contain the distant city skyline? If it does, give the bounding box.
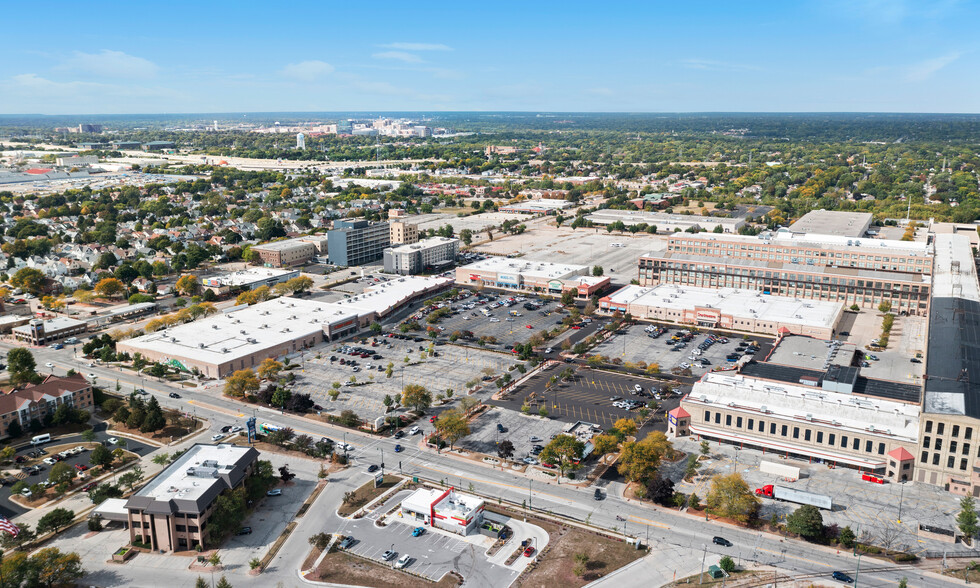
[1,0,978,114]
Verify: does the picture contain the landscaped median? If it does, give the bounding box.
[338,474,405,518]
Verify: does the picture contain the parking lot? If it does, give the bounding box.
[425,294,566,349]
[1,431,154,518]
[490,364,683,434]
[456,406,569,464]
[591,323,774,375]
[334,493,518,585]
[296,336,512,423]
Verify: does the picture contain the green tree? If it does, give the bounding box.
[309,531,331,550]
[706,473,760,523]
[140,396,167,433]
[786,504,824,540]
[175,274,201,296]
[401,384,432,413]
[11,267,46,295]
[37,507,75,534]
[216,576,233,588]
[119,466,145,491]
[31,547,85,587]
[7,347,38,385]
[719,555,736,573]
[958,495,979,540]
[90,443,114,468]
[88,483,123,504]
[434,409,470,452]
[82,428,97,443]
[48,462,76,486]
[838,525,856,548]
[195,577,209,588]
[591,265,604,277]
[256,358,284,380]
[539,434,585,479]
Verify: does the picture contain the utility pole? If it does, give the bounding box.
[699,543,706,584]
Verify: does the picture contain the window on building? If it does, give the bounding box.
[715,413,721,424]
[793,427,800,439]
[936,439,943,451]
[841,436,848,448]
[817,431,824,444]
[805,430,812,442]
[925,420,933,433]
[770,422,776,435]
[967,428,974,440]
[951,441,958,454]
[781,425,788,437]
[938,422,945,435]
[758,420,765,432]
[865,440,872,453]
[964,444,971,456]
[948,456,956,468]
[726,415,732,426]
[953,425,961,438]
[748,418,754,430]
[921,450,929,463]
[736,417,743,428]
[962,459,969,471]
[829,433,836,446]
[933,453,941,465]
[704,411,710,422]
[853,438,860,450]
[924,437,931,449]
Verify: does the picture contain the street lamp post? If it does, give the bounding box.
[379,448,385,475]
[699,543,707,585]
[853,552,863,588]
[897,481,905,524]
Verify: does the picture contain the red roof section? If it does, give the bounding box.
[669,406,691,419]
[25,168,52,174]
[888,447,914,461]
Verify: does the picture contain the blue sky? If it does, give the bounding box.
[1,0,978,114]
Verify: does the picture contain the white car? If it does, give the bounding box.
[489,318,500,323]
[545,348,553,354]
[86,373,97,380]
[44,362,54,368]
[211,433,225,441]
[230,426,243,433]
[522,457,538,465]
[42,457,57,465]
[73,446,87,454]
[409,426,421,435]
[107,437,119,445]
[394,554,411,569]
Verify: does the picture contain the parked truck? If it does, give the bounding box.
[755,484,833,510]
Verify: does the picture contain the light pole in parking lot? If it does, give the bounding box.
[379,448,384,474]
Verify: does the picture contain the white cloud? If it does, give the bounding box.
[372,51,423,64]
[379,42,452,51]
[905,52,961,82]
[681,58,761,72]
[60,50,159,79]
[279,60,335,81]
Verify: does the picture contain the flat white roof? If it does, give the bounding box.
[588,209,743,226]
[500,200,571,211]
[401,488,444,513]
[203,267,298,288]
[670,230,933,256]
[788,210,872,237]
[136,443,252,503]
[931,233,979,301]
[605,284,843,329]
[122,276,451,364]
[12,316,85,334]
[387,236,459,254]
[251,236,323,252]
[689,372,920,442]
[460,257,585,280]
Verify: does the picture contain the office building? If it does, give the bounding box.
[327,220,390,266]
[675,368,920,476]
[202,267,300,295]
[390,221,419,245]
[384,237,459,275]
[112,141,142,150]
[788,210,873,238]
[599,284,845,338]
[400,488,485,536]
[638,230,933,315]
[12,317,87,345]
[0,373,95,439]
[917,234,980,494]
[125,443,260,552]
[251,236,327,267]
[456,257,610,299]
[142,141,176,152]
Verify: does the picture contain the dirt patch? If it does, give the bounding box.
[515,522,644,588]
[312,551,461,588]
[338,474,401,517]
[302,546,323,571]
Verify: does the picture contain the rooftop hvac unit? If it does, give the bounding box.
[221,348,228,353]
[805,413,813,421]
[212,325,219,329]
[198,343,205,348]
[170,337,177,342]
[240,330,246,334]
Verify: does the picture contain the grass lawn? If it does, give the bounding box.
[337,474,401,517]
[312,551,461,588]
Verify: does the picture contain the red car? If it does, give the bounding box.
[74,464,88,471]
[571,325,582,330]
[523,546,535,557]
[541,462,556,469]
[526,325,533,329]
[429,416,437,423]
[81,482,97,492]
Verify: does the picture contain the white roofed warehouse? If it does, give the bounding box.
[455,257,610,299]
[599,284,845,338]
[117,276,452,378]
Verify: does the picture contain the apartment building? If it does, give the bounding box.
[251,236,327,267]
[125,444,260,551]
[383,237,459,275]
[638,230,933,315]
[0,374,94,438]
[327,220,390,266]
[390,221,419,245]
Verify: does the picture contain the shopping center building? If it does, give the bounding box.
[455,257,610,299]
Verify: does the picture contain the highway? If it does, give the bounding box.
[8,341,950,587]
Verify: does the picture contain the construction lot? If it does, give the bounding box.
[297,336,512,423]
[473,225,664,276]
[590,323,773,375]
